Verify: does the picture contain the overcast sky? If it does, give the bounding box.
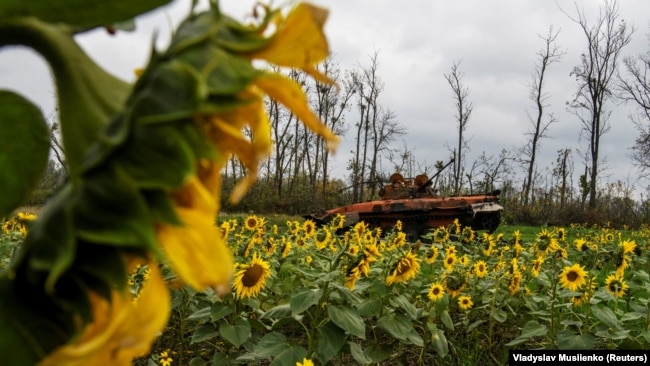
[2,0,650,194]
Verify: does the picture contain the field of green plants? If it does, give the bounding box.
[1,212,648,365]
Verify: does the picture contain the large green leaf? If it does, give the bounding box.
[191,324,218,344]
[315,321,345,364]
[0,0,171,29]
[377,312,414,341]
[253,332,289,358]
[591,304,622,330]
[290,287,322,315]
[0,19,131,176]
[269,344,307,366]
[327,305,366,340]
[219,319,251,347]
[0,91,49,218]
[505,320,548,347]
[556,330,595,350]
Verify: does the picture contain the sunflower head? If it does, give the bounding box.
[302,219,316,238]
[558,263,587,292]
[457,295,473,311]
[604,274,629,298]
[233,253,272,299]
[385,251,421,286]
[427,282,445,302]
[473,260,488,278]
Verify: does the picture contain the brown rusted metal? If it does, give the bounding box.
[305,167,504,241]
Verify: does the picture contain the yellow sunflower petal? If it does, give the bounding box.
[157,208,233,293]
[249,3,329,69]
[254,72,340,151]
[39,262,169,366]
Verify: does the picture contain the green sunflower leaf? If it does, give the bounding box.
[219,319,251,348]
[315,321,345,364]
[327,305,365,340]
[290,287,322,315]
[0,90,49,218]
[0,0,171,29]
[269,344,307,366]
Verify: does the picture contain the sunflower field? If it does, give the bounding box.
[114,215,649,365]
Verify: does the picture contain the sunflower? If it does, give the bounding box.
[457,295,473,311]
[473,260,488,278]
[558,263,587,291]
[386,251,421,286]
[620,239,637,255]
[536,228,559,254]
[574,239,587,251]
[394,220,403,232]
[353,221,367,240]
[296,358,314,366]
[262,239,276,256]
[513,242,523,259]
[451,218,461,235]
[556,227,566,242]
[513,230,522,246]
[432,227,450,244]
[392,231,407,247]
[444,273,467,298]
[159,350,173,366]
[280,238,292,259]
[604,274,629,298]
[314,228,332,250]
[508,270,522,295]
[244,215,262,231]
[461,226,475,244]
[364,242,381,259]
[530,256,544,278]
[330,214,346,230]
[481,233,495,256]
[458,255,470,266]
[425,246,439,264]
[233,253,272,299]
[302,220,316,238]
[615,252,629,277]
[443,253,457,272]
[349,244,360,255]
[427,282,445,302]
[219,221,231,241]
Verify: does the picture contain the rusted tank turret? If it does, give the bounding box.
[304,160,504,241]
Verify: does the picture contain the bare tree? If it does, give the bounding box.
[565,0,633,209]
[619,33,650,176]
[521,27,564,206]
[348,51,405,202]
[444,60,472,195]
[312,58,355,200]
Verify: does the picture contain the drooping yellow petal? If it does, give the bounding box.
[39,261,169,366]
[254,72,339,151]
[157,207,233,294]
[170,175,217,215]
[248,3,329,69]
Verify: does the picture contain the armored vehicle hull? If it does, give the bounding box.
[305,164,503,241]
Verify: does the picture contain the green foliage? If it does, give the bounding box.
[0,91,49,218]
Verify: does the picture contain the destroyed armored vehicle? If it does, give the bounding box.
[305,162,504,241]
